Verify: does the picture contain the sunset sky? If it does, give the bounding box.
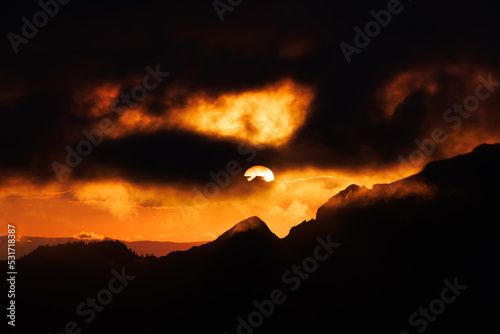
[1,0,500,242]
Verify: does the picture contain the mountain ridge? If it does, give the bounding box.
[0,235,207,260]
[5,143,500,334]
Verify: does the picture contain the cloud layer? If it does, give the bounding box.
[1,0,500,240]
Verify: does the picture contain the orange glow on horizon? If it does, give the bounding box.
[0,165,419,242]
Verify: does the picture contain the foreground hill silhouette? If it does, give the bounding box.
[5,143,500,334]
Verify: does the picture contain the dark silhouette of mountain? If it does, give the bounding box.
[0,235,206,260]
[215,216,280,243]
[5,143,500,334]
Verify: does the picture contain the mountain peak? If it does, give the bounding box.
[216,216,277,241]
[316,184,368,222]
[337,184,367,199]
[323,184,368,206]
[233,215,266,231]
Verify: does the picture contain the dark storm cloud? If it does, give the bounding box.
[1,0,500,185]
[286,0,500,168]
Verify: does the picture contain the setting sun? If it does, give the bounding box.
[244,166,275,182]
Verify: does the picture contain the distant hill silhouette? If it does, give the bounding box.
[0,236,206,260]
[5,143,500,334]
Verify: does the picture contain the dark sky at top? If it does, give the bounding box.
[1,0,500,186]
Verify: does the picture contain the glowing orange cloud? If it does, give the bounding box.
[113,108,164,136]
[170,79,314,146]
[102,79,315,145]
[378,68,437,118]
[75,84,121,118]
[73,231,105,240]
[378,64,485,118]
[84,79,314,147]
[376,65,500,171]
[72,181,139,220]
